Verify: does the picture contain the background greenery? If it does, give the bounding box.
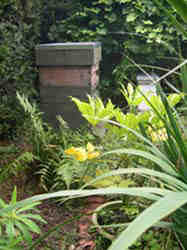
[0,0,42,138]
[1,1,187,248]
[0,0,185,138]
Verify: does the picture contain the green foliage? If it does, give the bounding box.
[84,168,134,188]
[46,0,180,55]
[17,92,56,158]
[153,0,187,106]
[0,0,42,138]
[92,200,178,249]
[43,0,184,102]
[17,93,65,190]
[17,92,139,192]
[0,145,18,154]
[72,95,115,127]
[72,88,183,140]
[1,0,186,138]
[0,187,46,249]
[17,93,103,191]
[0,152,35,183]
[5,87,186,249]
[166,0,187,23]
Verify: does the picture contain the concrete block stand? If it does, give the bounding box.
[35,42,101,128]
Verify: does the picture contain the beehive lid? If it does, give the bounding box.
[35,42,101,50]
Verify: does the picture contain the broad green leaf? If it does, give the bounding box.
[143,20,153,25]
[104,119,173,165]
[159,90,187,164]
[71,95,115,126]
[0,187,172,215]
[84,169,134,188]
[168,93,184,107]
[126,13,137,22]
[6,221,15,238]
[109,191,187,250]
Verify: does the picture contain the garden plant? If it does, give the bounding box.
[2,0,187,249]
[2,67,187,249]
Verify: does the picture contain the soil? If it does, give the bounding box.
[0,174,75,249]
[0,173,104,250]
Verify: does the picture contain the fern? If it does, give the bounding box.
[17,92,57,157]
[55,159,77,190]
[0,152,35,183]
[37,161,57,191]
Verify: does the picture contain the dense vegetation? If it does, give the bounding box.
[2,0,187,249]
[0,0,185,138]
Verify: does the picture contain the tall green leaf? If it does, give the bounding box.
[82,168,186,191]
[0,187,171,216]
[109,191,187,250]
[103,148,177,176]
[180,65,187,105]
[159,89,187,164]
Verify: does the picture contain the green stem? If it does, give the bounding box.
[79,163,90,187]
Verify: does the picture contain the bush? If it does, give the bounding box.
[0,0,185,138]
[44,0,184,102]
[0,0,42,138]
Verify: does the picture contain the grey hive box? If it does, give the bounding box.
[35,42,102,66]
[35,42,102,129]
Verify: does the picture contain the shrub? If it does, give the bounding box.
[44,0,184,102]
[1,0,185,138]
[0,0,42,138]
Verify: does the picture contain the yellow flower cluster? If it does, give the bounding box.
[65,142,100,162]
[149,127,168,142]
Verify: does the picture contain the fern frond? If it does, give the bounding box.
[0,152,35,183]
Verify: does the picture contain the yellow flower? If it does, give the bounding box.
[87,143,100,159]
[158,128,167,141]
[149,127,167,142]
[65,143,100,161]
[65,147,87,161]
[64,147,77,155]
[87,142,95,153]
[150,131,158,142]
[87,151,100,159]
[73,147,87,162]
